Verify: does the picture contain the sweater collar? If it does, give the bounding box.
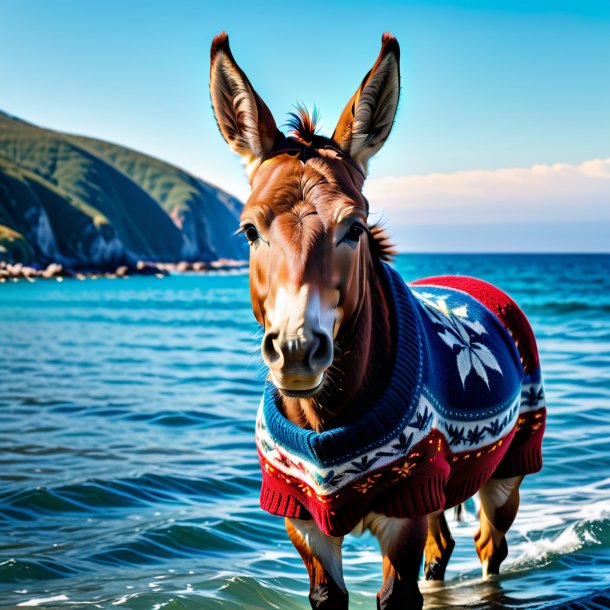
[260,263,423,469]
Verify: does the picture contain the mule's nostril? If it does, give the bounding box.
[262,332,281,364]
[309,331,333,369]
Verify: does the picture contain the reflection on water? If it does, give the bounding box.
[1,254,609,609]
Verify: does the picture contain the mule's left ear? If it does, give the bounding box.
[332,33,400,176]
[210,32,280,179]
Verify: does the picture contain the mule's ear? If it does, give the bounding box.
[210,33,280,178]
[332,33,400,176]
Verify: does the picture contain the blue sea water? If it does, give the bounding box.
[1,253,609,610]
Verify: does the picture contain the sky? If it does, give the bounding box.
[1,0,609,251]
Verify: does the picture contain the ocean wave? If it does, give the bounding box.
[2,256,610,609]
[511,520,608,571]
[0,472,260,519]
[89,523,248,566]
[554,589,610,610]
[0,558,76,583]
[521,301,610,315]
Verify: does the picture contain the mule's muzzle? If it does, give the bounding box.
[262,329,333,396]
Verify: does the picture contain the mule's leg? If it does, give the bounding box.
[424,509,455,580]
[285,517,347,610]
[474,475,523,578]
[365,512,427,610]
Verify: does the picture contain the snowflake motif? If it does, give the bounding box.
[415,292,503,388]
[444,422,466,447]
[522,386,544,408]
[344,454,380,475]
[485,418,503,437]
[275,451,294,469]
[466,425,486,446]
[353,474,382,494]
[391,432,414,453]
[297,482,314,497]
[313,469,340,487]
[408,406,433,432]
[392,461,416,479]
[261,438,274,453]
[324,472,346,487]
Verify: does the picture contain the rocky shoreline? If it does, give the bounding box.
[0,259,248,283]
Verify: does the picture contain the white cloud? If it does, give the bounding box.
[364,158,610,226]
[213,157,610,250]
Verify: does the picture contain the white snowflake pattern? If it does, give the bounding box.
[415,292,503,388]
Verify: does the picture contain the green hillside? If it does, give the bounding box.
[0,111,246,269]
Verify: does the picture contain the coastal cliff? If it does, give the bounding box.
[0,111,247,273]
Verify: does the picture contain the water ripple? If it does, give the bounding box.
[1,256,609,608]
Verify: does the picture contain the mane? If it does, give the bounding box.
[369,223,396,262]
[286,104,321,145]
[283,104,396,262]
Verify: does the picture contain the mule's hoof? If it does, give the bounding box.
[377,591,423,610]
[425,560,446,581]
[481,537,508,579]
[309,582,348,610]
[377,583,423,610]
[424,536,454,581]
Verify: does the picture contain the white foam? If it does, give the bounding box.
[18,595,69,607]
[508,507,608,571]
[111,594,131,606]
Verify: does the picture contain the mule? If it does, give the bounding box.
[210,32,546,610]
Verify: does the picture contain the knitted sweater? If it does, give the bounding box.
[255,264,546,537]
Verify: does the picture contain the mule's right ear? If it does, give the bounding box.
[332,33,400,176]
[210,33,280,178]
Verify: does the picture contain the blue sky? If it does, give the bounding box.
[1,0,609,251]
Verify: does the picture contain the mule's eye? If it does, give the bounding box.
[242,224,260,244]
[343,222,367,243]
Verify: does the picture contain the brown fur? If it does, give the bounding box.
[424,511,456,580]
[475,477,523,577]
[285,519,348,609]
[210,30,522,610]
[210,30,413,609]
[242,154,393,430]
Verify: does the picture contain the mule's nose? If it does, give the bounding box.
[262,328,333,375]
[308,331,333,370]
[262,331,281,365]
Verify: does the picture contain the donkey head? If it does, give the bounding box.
[210,33,400,399]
